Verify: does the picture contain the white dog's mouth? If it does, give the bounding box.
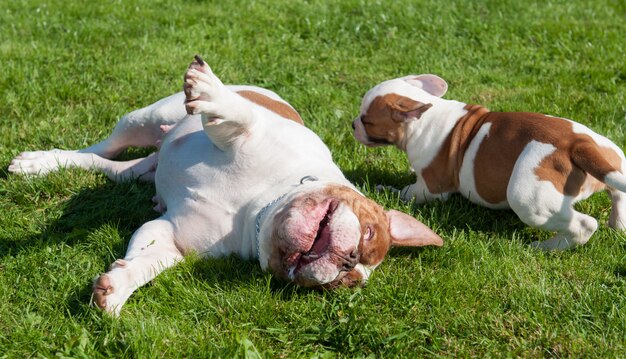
[271,195,362,287]
[297,199,338,265]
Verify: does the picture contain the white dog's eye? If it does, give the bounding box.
[363,225,374,241]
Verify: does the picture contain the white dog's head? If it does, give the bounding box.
[258,183,442,288]
[352,74,448,150]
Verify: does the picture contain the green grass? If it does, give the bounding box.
[1,0,626,356]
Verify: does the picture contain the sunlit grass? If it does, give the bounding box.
[1,0,625,356]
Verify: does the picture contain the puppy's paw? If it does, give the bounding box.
[183,55,225,115]
[375,184,401,194]
[8,149,69,176]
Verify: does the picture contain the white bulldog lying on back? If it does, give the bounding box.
[9,57,442,315]
[352,74,626,250]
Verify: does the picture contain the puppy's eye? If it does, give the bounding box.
[363,225,375,241]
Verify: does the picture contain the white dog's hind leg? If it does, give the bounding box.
[9,150,158,182]
[183,56,254,151]
[510,180,598,250]
[80,92,188,158]
[92,218,183,316]
[525,207,598,250]
[9,92,187,177]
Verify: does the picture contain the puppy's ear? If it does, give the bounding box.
[386,210,443,247]
[389,97,433,122]
[402,74,448,97]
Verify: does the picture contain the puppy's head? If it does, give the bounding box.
[258,183,442,288]
[352,74,448,150]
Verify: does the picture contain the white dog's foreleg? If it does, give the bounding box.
[92,218,183,316]
[183,56,255,151]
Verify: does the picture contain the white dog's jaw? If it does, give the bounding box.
[256,182,364,287]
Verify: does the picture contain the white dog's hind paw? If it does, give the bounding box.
[8,149,71,175]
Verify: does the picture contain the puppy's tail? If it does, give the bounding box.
[571,140,626,193]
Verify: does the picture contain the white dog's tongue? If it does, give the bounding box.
[298,200,335,266]
[310,201,337,252]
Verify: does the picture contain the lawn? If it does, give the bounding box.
[1,0,625,356]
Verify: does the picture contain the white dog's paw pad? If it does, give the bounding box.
[92,274,114,311]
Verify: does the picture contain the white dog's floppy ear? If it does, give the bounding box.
[402,74,448,97]
[386,210,443,247]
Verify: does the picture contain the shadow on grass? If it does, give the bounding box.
[1,162,526,319]
[343,165,527,239]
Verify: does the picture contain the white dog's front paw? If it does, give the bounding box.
[92,269,134,317]
[92,274,122,316]
[8,149,71,176]
[183,55,225,117]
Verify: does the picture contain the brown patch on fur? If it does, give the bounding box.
[537,141,622,196]
[321,185,391,267]
[412,104,624,202]
[361,94,432,150]
[421,104,490,194]
[321,270,365,289]
[236,90,304,125]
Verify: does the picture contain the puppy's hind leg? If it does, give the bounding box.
[92,218,183,316]
[608,189,626,230]
[508,168,597,250]
[183,56,254,150]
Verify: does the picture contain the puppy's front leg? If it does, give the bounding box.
[92,218,183,316]
[184,56,254,151]
[400,177,450,204]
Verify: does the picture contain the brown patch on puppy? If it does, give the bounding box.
[535,140,623,196]
[471,111,562,203]
[422,104,490,194]
[418,105,623,203]
[236,90,304,125]
[361,94,432,150]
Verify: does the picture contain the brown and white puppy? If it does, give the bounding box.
[352,74,626,250]
[9,58,443,315]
